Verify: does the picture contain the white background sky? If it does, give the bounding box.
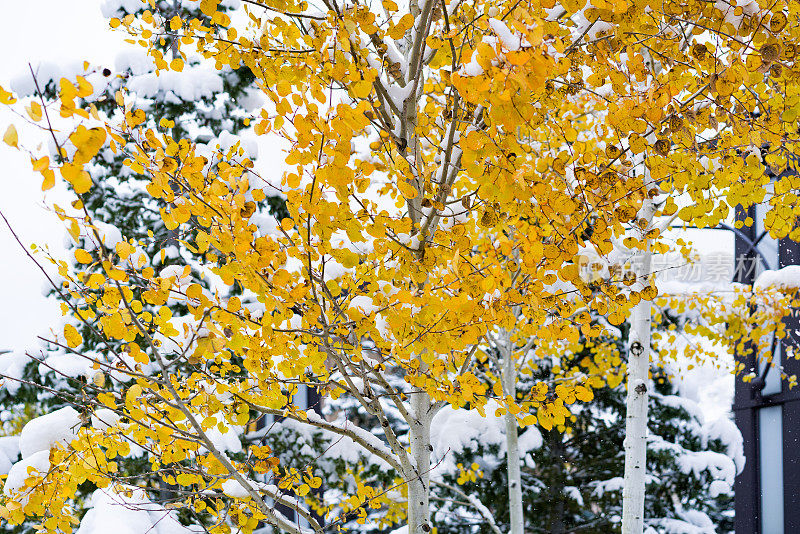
[0,1,119,351]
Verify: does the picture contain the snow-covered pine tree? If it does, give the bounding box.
[432,319,742,534]
[0,0,286,531]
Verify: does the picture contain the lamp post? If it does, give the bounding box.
[732,191,800,533]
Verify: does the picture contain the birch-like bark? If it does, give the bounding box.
[407,389,433,534]
[499,329,525,534]
[620,183,655,534]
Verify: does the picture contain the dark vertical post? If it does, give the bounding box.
[734,407,759,533]
[306,385,326,529]
[733,204,760,534]
[732,161,800,534]
[779,238,800,532]
[781,357,800,533]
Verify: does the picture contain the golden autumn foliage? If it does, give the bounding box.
[2,0,800,532]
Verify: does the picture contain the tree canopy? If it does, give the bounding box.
[2,0,800,532]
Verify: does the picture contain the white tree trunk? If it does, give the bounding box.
[500,330,525,534]
[621,190,655,534]
[408,389,433,534]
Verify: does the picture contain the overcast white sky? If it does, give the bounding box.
[0,1,119,352]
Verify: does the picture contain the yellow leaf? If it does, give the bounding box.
[126,384,143,406]
[98,392,116,409]
[41,168,55,191]
[64,324,83,348]
[352,80,372,98]
[339,249,360,268]
[186,284,203,300]
[26,101,42,122]
[59,78,76,100]
[108,269,127,281]
[75,249,94,264]
[200,0,219,16]
[628,133,646,154]
[520,414,537,426]
[75,75,94,98]
[32,156,49,172]
[398,180,419,199]
[0,85,16,105]
[227,296,242,312]
[398,13,414,30]
[286,173,301,188]
[506,51,530,66]
[574,385,594,402]
[3,124,18,147]
[60,162,93,194]
[71,126,107,164]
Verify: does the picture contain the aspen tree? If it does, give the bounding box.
[2,1,800,533]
